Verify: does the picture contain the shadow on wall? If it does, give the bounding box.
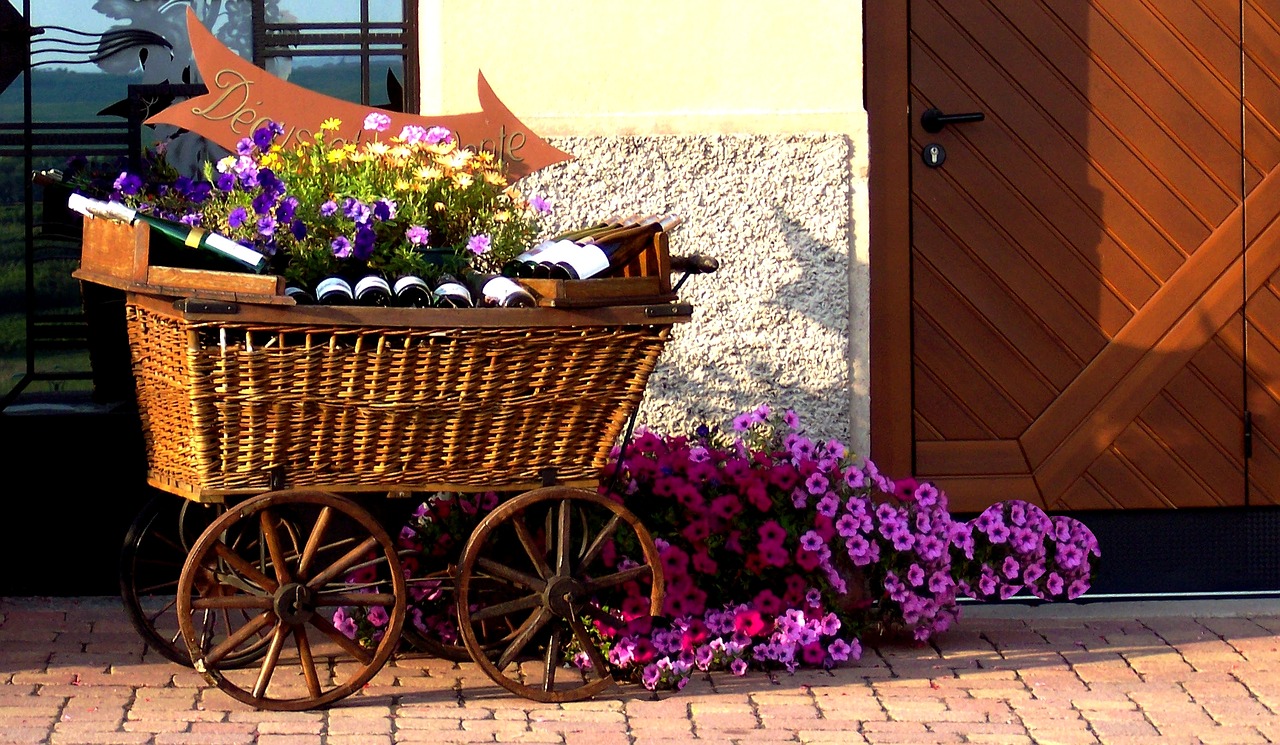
[523,134,857,445]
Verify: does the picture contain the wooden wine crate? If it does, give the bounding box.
[520,230,678,308]
[72,216,291,305]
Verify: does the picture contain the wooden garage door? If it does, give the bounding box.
[869,1,1280,513]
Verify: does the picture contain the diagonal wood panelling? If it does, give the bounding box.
[909,0,1256,512]
[1246,0,1280,507]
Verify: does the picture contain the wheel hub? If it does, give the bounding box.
[273,582,315,625]
[543,576,586,616]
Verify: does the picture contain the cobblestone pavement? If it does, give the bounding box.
[1,596,1278,744]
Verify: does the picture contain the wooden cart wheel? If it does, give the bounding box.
[119,495,272,668]
[177,489,406,711]
[401,563,540,662]
[456,487,665,702]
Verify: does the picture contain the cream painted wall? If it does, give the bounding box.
[417,0,871,452]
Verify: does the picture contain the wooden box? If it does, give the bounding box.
[520,230,678,308]
[72,216,290,305]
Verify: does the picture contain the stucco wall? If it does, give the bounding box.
[419,0,869,452]
[520,134,853,443]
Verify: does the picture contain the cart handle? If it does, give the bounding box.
[670,254,719,275]
[671,254,717,294]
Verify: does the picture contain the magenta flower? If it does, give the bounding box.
[363,111,392,132]
[425,126,453,145]
[467,233,492,255]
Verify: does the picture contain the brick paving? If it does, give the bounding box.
[1,597,1278,744]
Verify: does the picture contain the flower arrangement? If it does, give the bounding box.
[69,112,550,287]
[591,405,1100,690]
[335,406,1101,693]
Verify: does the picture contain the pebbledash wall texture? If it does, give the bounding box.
[520,134,855,444]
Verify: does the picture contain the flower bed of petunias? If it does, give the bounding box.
[336,406,1100,693]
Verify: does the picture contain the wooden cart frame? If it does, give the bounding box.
[79,217,705,710]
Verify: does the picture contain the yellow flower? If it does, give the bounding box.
[394,178,411,191]
[321,117,342,131]
[326,149,348,164]
[260,152,281,169]
[348,151,369,163]
[483,171,507,186]
[453,172,474,189]
[389,145,412,161]
[493,210,510,223]
[415,166,442,181]
[366,141,390,156]
[441,150,471,170]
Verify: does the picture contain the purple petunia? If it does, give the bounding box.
[363,111,392,132]
[406,225,430,245]
[467,233,491,255]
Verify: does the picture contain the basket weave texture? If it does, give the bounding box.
[126,302,671,497]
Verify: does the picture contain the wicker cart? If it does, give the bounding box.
[77,218,711,710]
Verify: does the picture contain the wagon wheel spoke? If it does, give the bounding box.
[583,564,653,593]
[252,624,291,700]
[496,607,552,671]
[211,541,279,594]
[260,509,296,585]
[578,514,620,569]
[543,625,564,692]
[555,499,572,576]
[469,593,542,623]
[475,557,547,592]
[205,611,275,667]
[306,535,381,589]
[308,611,376,665]
[295,629,323,699]
[297,506,333,577]
[567,611,610,681]
[191,595,274,611]
[512,516,553,580]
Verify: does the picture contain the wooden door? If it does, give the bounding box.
[868,2,1280,513]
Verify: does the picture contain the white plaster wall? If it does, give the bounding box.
[419,1,870,453]
[520,134,855,444]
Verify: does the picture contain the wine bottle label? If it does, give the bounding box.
[393,275,430,295]
[354,274,392,296]
[483,277,532,305]
[199,230,270,271]
[433,281,470,300]
[553,244,610,279]
[528,240,586,268]
[316,276,354,299]
[511,240,558,262]
[68,194,136,223]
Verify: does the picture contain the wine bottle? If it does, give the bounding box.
[501,216,625,278]
[284,283,317,305]
[353,273,393,307]
[471,274,536,308]
[546,215,681,280]
[68,193,270,274]
[392,274,433,308]
[431,273,474,308]
[315,275,355,305]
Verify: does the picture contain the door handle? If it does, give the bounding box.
[921,107,985,133]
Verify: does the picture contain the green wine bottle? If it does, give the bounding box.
[69,193,270,274]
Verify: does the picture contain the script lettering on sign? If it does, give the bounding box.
[147,8,572,180]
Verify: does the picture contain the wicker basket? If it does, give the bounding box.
[124,293,683,501]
